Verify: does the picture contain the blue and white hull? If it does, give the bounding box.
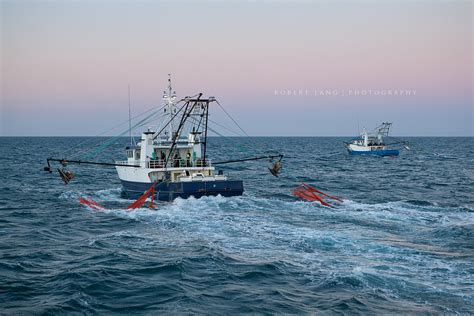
[116,157,244,201]
[346,123,400,157]
[347,143,399,156]
[347,148,399,156]
[121,179,244,201]
[114,79,247,202]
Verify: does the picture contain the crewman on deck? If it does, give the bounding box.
[186,152,191,167]
[173,152,180,167]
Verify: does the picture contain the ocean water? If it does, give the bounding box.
[0,137,473,314]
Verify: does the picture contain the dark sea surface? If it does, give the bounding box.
[0,137,473,314]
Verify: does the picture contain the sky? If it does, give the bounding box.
[1,0,473,136]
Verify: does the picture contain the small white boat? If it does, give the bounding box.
[345,122,400,156]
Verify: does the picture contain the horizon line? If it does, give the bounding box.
[0,135,473,138]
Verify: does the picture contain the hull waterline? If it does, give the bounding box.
[348,149,399,156]
[121,180,244,201]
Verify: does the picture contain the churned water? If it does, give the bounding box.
[0,137,473,314]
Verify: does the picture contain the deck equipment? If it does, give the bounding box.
[344,122,409,156]
[45,75,284,202]
[292,183,343,207]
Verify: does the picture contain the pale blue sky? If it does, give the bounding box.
[1,0,472,136]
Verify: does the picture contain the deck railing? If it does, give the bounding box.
[147,159,212,169]
[115,161,131,165]
[115,160,211,168]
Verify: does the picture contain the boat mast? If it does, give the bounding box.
[163,94,202,167]
[163,74,176,141]
[128,84,133,146]
[362,128,368,146]
[202,100,210,166]
[375,122,392,144]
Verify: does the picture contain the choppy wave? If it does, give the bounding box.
[1,137,473,313]
[64,191,474,313]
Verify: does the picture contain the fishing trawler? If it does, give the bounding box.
[114,78,244,200]
[345,122,400,156]
[44,75,283,201]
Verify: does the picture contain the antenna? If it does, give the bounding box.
[128,84,133,146]
[163,74,176,141]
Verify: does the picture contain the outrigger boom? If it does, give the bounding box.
[44,154,283,171]
[45,75,284,198]
[44,158,140,173]
[213,154,284,165]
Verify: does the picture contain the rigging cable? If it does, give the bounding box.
[59,104,166,159]
[215,99,249,137]
[187,115,281,159]
[79,110,165,160]
[214,99,277,154]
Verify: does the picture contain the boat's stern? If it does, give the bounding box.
[120,178,244,201]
